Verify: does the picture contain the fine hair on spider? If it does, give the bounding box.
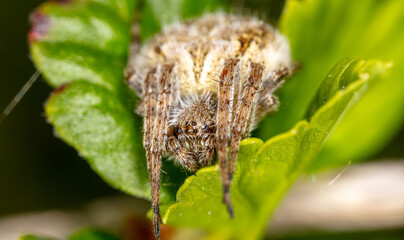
[125,13,294,239]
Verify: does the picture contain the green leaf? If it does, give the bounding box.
[258,0,404,170]
[163,58,390,239]
[45,81,189,201]
[30,0,136,91]
[31,0,228,203]
[69,228,120,240]
[31,0,152,200]
[45,81,148,198]
[31,42,125,92]
[20,235,56,240]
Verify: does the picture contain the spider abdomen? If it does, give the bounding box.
[127,13,293,97]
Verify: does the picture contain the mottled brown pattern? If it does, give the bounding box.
[125,14,294,239]
[144,64,175,239]
[217,59,240,216]
[143,68,157,178]
[229,63,264,183]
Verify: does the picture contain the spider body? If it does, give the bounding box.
[125,13,293,239]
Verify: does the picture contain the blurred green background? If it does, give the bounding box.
[0,0,403,239]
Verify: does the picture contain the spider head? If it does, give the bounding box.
[169,94,217,170]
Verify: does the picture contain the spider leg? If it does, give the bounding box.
[217,58,241,217]
[228,62,264,196]
[143,68,158,182]
[253,67,289,123]
[143,64,175,240]
[197,133,216,167]
[166,136,198,171]
[124,13,142,95]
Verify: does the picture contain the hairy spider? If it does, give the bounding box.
[125,13,293,239]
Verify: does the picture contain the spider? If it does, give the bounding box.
[125,13,293,239]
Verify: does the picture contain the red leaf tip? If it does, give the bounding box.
[51,83,70,97]
[28,10,50,44]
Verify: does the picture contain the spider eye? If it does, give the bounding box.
[193,129,198,133]
[191,121,197,126]
[185,121,190,127]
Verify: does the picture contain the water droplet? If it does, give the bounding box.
[179,213,183,216]
[328,74,331,77]
[208,211,211,215]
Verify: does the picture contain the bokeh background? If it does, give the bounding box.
[0,0,403,239]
